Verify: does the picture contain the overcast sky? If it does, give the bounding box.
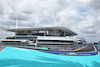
[0,0,100,42]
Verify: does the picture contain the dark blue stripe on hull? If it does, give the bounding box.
[42,51,98,56]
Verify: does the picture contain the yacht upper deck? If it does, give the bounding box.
[3,27,77,37]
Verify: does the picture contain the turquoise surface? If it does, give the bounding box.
[0,47,100,67]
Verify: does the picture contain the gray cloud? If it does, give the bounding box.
[89,0,100,10]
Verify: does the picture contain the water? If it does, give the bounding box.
[0,47,100,67]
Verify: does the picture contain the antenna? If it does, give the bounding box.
[16,15,18,29]
[54,13,57,27]
[16,8,18,29]
[15,0,27,29]
[54,13,57,22]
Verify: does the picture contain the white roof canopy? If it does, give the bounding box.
[2,27,77,35]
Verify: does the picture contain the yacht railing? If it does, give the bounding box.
[37,42,74,44]
[1,42,28,46]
